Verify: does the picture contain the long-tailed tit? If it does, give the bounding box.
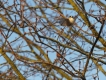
[60,16,75,26]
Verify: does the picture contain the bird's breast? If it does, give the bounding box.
[69,18,74,23]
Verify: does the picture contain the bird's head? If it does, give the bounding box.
[68,16,74,24]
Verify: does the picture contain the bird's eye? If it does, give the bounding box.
[69,16,73,18]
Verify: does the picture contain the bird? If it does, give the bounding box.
[59,16,75,26]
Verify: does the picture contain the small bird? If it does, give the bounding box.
[60,16,75,26]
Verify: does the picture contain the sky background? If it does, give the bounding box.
[0,0,106,80]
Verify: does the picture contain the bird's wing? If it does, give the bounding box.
[59,18,67,26]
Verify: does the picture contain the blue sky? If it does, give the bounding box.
[0,0,106,80]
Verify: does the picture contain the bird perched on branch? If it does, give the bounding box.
[59,16,75,26]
